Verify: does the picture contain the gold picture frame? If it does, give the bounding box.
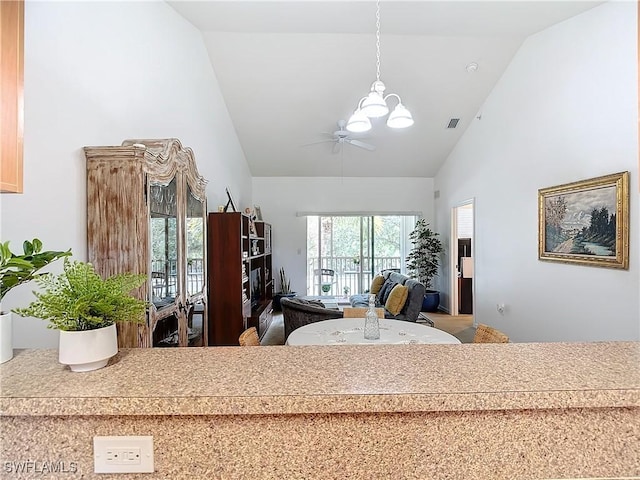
[538,171,629,269]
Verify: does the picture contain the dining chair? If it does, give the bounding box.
[238,327,261,346]
[342,307,385,318]
[473,324,509,343]
[314,268,336,295]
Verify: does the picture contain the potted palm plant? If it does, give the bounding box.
[272,267,296,311]
[0,239,71,363]
[406,219,444,312]
[14,259,147,372]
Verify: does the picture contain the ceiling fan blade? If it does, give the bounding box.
[300,139,334,147]
[347,139,376,151]
[346,133,370,140]
[331,141,341,155]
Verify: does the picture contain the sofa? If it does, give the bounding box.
[280,297,344,340]
[349,271,425,322]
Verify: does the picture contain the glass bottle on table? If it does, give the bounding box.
[364,293,380,340]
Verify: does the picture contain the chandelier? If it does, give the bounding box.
[346,0,414,133]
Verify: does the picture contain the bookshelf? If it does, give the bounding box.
[207,213,273,345]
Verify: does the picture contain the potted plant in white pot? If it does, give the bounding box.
[406,219,444,312]
[14,259,146,372]
[0,239,71,363]
[272,267,296,311]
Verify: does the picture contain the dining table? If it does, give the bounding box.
[285,317,462,346]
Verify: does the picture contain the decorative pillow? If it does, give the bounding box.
[369,275,385,295]
[377,280,397,305]
[385,284,409,315]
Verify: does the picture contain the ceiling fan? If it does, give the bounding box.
[303,120,376,154]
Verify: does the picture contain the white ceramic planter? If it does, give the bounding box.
[0,311,13,364]
[58,323,118,372]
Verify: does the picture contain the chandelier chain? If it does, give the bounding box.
[375,0,381,82]
[346,0,413,132]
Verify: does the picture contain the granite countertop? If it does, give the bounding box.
[1,342,639,416]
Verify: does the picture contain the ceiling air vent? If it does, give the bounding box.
[447,118,460,129]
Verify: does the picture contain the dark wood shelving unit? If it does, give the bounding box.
[207,213,273,346]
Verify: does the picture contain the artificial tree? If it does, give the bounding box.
[405,219,443,312]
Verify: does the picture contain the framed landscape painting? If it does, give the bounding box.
[538,171,629,269]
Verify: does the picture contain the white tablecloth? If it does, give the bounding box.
[286,318,461,346]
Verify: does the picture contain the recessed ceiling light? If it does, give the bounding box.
[466,62,479,73]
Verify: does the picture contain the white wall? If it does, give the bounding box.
[435,1,639,342]
[0,1,252,348]
[253,176,433,295]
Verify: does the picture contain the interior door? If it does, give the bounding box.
[451,200,475,319]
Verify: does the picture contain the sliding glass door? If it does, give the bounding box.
[306,215,417,296]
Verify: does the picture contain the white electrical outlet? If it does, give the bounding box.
[497,303,505,314]
[106,447,141,464]
[94,436,154,473]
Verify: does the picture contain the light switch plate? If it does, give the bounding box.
[93,436,154,473]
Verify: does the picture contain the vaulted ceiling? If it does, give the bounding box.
[168,1,603,178]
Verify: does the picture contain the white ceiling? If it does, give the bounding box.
[168,1,603,178]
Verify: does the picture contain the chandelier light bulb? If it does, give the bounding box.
[346,109,372,133]
[360,90,389,118]
[386,103,414,129]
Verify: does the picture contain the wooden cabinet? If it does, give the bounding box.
[0,0,24,193]
[207,213,273,345]
[85,139,208,348]
[256,305,273,340]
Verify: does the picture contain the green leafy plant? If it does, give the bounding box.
[0,239,71,305]
[405,219,443,290]
[278,267,292,294]
[14,259,147,331]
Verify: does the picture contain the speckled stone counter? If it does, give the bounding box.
[1,342,639,479]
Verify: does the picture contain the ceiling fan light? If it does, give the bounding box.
[360,91,389,118]
[387,104,414,129]
[346,110,372,133]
